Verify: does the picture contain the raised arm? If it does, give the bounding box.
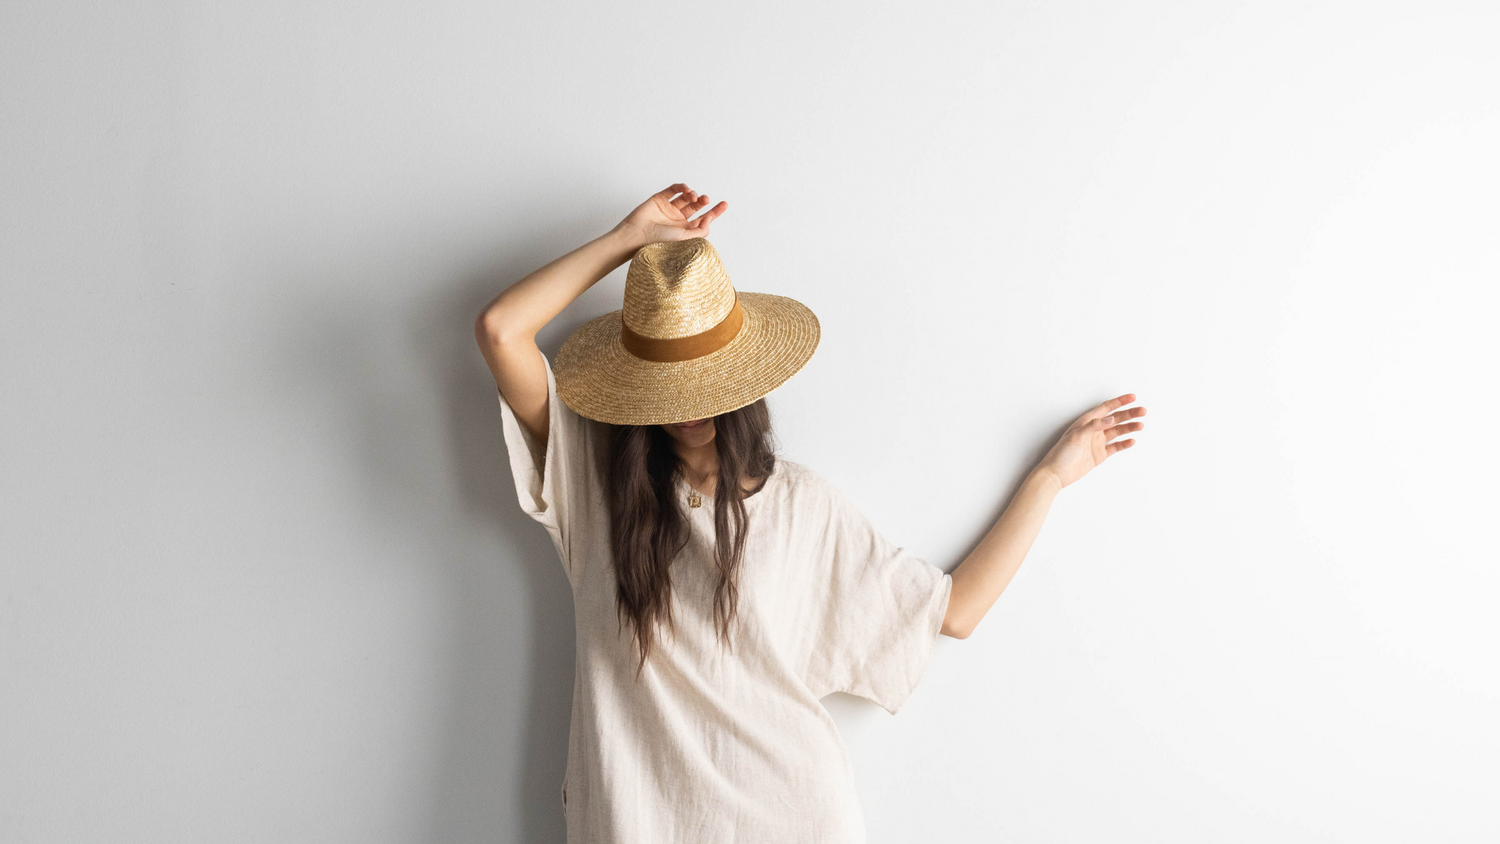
[473,184,728,445]
[939,393,1147,639]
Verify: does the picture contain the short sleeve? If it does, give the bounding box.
[494,347,602,579]
[802,484,954,715]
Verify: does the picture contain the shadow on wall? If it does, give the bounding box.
[421,218,608,844]
[264,205,609,843]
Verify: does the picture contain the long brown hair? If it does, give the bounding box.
[605,400,776,677]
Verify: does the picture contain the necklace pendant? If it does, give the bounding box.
[688,491,702,508]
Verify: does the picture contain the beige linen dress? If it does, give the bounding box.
[495,350,953,844]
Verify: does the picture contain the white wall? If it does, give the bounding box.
[4,2,1496,842]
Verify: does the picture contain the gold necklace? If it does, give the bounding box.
[683,468,717,508]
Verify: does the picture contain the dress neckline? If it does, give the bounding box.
[676,458,780,507]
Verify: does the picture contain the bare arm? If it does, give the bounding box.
[473,229,641,445]
[473,183,728,445]
[939,393,1147,639]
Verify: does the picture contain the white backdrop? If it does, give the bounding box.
[3,2,1497,842]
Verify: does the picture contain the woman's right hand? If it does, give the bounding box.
[613,183,728,245]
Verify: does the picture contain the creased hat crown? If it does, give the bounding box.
[623,238,737,339]
[552,234,820,426]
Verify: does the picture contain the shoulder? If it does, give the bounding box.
[766,460,883,548]
[770,457,823,488]
[768,458,851,508]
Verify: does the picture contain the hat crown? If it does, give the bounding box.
[623,238,737,340]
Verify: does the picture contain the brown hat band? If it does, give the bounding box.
[620,296,745,363]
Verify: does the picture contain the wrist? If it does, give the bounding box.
[1025,467,1064,496]
[605,221,652,253]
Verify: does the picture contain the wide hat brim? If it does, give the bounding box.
[554,291,820,426]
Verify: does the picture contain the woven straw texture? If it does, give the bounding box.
[554,239,820,426]
[623,239,738,337]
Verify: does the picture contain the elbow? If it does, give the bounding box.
[474,306,533,349]
[940,616,975,640]
[940,584,975,639]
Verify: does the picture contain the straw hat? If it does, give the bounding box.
[553,237,820,426]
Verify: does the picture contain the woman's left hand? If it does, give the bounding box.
[1032,393,1146,489]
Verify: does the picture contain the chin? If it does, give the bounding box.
[666,421,716,447]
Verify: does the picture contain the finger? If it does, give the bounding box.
[1083,393,1138,423]
[670,189,698,212]
[690,200,728,229]
[688,196,716,222]
[685,203,712,230]
[655,183,690,201]
[1105,438,1136,455]
[1105,421,1144,441]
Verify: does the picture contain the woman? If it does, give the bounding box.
[474,183,1146,843]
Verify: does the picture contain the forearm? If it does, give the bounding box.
[943,469,1062,638]
[477,224,646,341]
